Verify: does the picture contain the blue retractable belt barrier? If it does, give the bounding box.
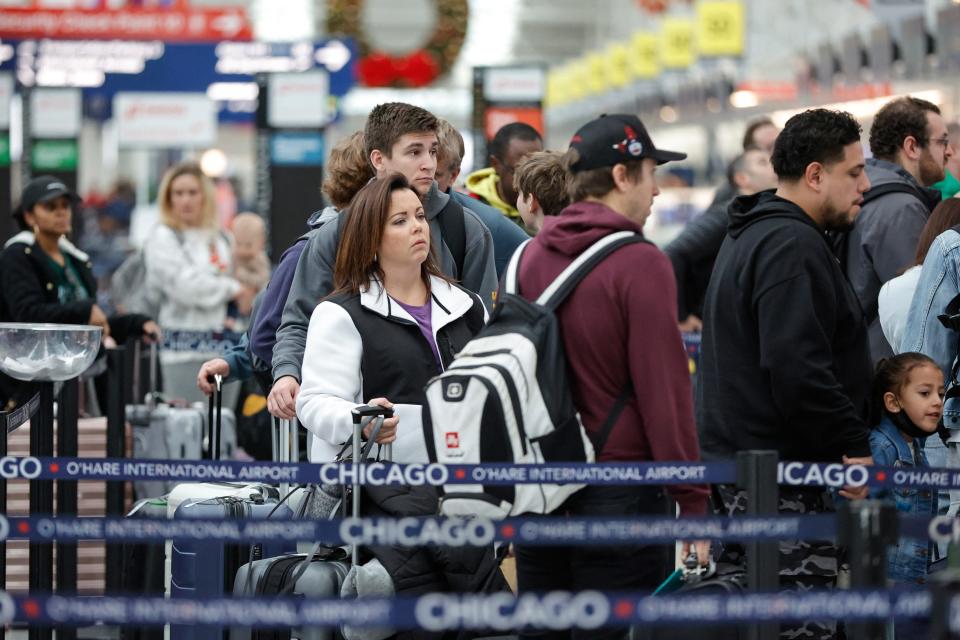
[4,456,960,490]
[0,589,932,629]
[0,514,949,546]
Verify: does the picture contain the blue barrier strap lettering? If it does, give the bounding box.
[0,515,838,545]
[0,589,930,628]
[4,456,958,490]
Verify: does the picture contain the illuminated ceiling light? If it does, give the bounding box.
[206,82,259,101]
[659,105,678,123]
[729,90,760,109]
[200,149,228,179]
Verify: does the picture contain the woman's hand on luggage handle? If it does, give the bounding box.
[364,398,398,444]
[839,455,873,500]
[267,375,300,419]
[197,358,230,395]
[678,540,711,567]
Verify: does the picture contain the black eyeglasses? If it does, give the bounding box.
[927,137,951,149]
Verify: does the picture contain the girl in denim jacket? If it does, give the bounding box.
[870,353,944,588]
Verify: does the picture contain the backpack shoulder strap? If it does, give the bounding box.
[438,195,467,278]
[503,239,534,295]
[537,231,647,310]
[861,181,922,206]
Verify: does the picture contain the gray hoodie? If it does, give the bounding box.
[846,158,940,360]
[271,181,497,382]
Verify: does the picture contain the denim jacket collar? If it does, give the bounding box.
[876,416,926,465]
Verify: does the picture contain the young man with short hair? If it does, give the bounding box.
[699,109,874,640]
[465,122,543,223]
[513,150,569,234]
[845,96,952,359]
[267,103,497,419]
[511,115,709,637]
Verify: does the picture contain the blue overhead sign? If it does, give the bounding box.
[269,131,324,166]
[3,37,356,122]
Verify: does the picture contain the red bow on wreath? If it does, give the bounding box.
[358,50,441,87]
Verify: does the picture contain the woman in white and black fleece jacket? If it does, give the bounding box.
[295,176,487,464]
[295,174,505,625]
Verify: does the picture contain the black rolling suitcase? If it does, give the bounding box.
[230,405,394,640]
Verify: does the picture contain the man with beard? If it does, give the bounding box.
[842,96,952,360]
[698,109,873,640]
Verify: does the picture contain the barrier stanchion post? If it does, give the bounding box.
[838,500,898,640]
[105,347,127,592]
[28,381,55,640]
[736,450,779,640]
[56,377,79,640]
[1,392,40,640]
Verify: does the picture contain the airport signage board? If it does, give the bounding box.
[114,92,216,148]
[0,6,252,42]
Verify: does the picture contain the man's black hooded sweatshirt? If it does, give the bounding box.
[697,191,872,462]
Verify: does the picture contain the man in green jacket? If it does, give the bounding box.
[465,122,542,224]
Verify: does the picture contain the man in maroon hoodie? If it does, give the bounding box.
[514,114,709,639]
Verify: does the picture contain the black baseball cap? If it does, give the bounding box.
[567,114,687,173]
[13,175,81,223]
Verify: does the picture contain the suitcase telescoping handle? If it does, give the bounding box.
[273,417,300,497]
[206,374,223,461]
[131,339,160,407]
[349,404,394,566]
[272,417,300,463]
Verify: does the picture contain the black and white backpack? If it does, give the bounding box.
[422,230,642,518]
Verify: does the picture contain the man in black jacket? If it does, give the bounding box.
[698,109,873,640]
[665,147,776,331]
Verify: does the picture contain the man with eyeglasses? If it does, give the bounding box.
[839,96,952,361]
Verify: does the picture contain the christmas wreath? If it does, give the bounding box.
[327,0,469,88]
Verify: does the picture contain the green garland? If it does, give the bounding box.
[327,0,469,87]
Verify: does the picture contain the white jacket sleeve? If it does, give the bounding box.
[145,226,241,309]
[296,301,364,448]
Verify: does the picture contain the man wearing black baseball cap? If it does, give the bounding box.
[510,114,709,633]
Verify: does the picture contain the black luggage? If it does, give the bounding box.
[230,405,395,640]
[231,548,351,640]
[632,568,745,640]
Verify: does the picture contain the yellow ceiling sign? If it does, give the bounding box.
[587,52,608,94]
[629,32,660,79]
[569,60,589,100]
[661,18,696,69]
[697,1,744,56]
[606,42,630,88]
